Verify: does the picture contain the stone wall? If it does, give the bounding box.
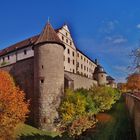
[125,93,140,140]
[65,71,97,90]
[0,57,34,124]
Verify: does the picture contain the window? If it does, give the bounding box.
[87,60,88,63]
[87,67,88,71]
[64,56,65,61]
[73,60,75,65]
[7,55,10,60]
[81,64,83,69]
[66,39,68,43]
[70,41,72,45]
[72,51,74,56]
[73,69,75,73]
[24,50,27,55]
[84,58,86,61]
[42,65,44,69]
[66,32,68,36]
[81,55,83,59]
[40,79,44,84]
[77,53,79,57]
[68,57,70,63]
[77,62,79,67]
[84,66,86,70]
[68,49,70,54]
[64,66,65,69]
[62,36,64,40]
[2,57,5,62]
[32,46,34,50]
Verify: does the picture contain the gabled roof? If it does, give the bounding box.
[35,22,65,48]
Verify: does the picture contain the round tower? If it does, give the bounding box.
[34,22,65,131]
[94,65,107,86]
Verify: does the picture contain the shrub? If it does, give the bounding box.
[90,85,121,112]
[59,89,97,136]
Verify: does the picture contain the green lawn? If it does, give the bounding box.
[14,123,60,140]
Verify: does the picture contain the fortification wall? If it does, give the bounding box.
[0,57,34,124]
[65,71,97,90]
[125,93,140,140]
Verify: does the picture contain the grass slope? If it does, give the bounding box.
[14,123,59,139]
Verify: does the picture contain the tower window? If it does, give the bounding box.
[24,50,27,55]
[40,79,44,84]
[70,42,72,45]
[68,57,70,63]
[81,64,83,69]
[81,56,83,59]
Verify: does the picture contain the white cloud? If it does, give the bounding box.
[136,24,140,29]
[105,35,127,45]
[99,20,119,34]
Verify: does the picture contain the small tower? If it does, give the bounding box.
[93,65,107,86]
[34,22,65,131]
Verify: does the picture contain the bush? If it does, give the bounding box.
[90,85,121,112]
[59,89,97,136]
[59,86,121,137]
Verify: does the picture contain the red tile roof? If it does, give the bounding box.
[35,22,64,47]
[0,22,65,57]
[0,35,39,56]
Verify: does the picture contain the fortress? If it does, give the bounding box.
[0,22,116,130]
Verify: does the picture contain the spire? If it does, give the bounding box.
[35,22,65,48]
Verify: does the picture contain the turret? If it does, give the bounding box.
[34,22,65,131]
[93,64,107,86]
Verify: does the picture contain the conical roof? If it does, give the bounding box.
[35,22,65,48]
[94,65,106,74]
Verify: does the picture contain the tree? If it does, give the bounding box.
[0,70,29,140]
[90,86,120,112]
[126,73,140,91]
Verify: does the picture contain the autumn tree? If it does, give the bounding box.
[0,70,29,140]
[126,73,140,91]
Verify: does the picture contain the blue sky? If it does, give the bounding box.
[0,0,140,82]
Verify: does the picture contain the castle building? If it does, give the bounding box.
[0,22,115,130]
